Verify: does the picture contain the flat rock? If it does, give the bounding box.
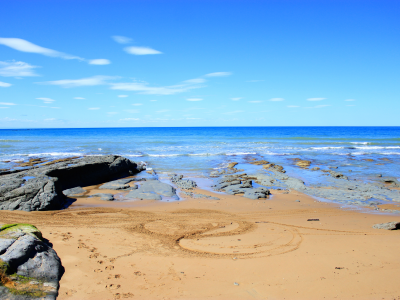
[99,178,135,190]
[170,174,197,189]
[90,193,114,201]
[62,186,86,197]
[126,180,178,200]
[0,224,63,300]
[372,222,400,230]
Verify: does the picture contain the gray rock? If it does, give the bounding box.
[329,171,348,180]
[0,224,63,300]
[170,174,197,189]
[378,177,400,187]
[126,180,178,200]
[243,187,270,199]
[90,193,114,201]
[0,155,142,211]
[181,191,220,200]
[99,178,135,190]
[372,222,400,230]
[62,186,86,197]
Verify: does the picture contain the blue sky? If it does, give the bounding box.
[0,0,399,128]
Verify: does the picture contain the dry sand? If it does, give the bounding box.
[1,185,400,300]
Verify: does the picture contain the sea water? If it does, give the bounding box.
[1,127,399,186]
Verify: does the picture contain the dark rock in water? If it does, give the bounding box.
[372,222,400,230]
[62,186,86,197]
[329,171,348,180]
[99,178,135,190]
[0,155,143,212]
[90,193,114,201]
[170,174,197,190]
[126,180,178,200]
[0,224,63,300]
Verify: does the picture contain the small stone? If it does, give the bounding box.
[234,282,239,286]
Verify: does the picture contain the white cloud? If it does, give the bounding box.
[205,72,232,77]
[222,110,244,115]
[89,59,111,65]
[36,97,55,104]
[73,97,85,99]
[184,78,206,84]
[186,98,203,101]
[88,107,100,110]
[107,112,118,115]
[248,101,263,103]
[270,98,284,101]
[231,97,241,101]
[0,81,11,87]
[38,75,118,88]
[118,95,128,98]
[345,99,356,101]
[287,105,300,108]
[132,103,143,106]
[110,78,203,95]
[0,61,39,77]
[119,118,139,121]
[0,102,16,105]
[112,36,133,44]
[124,46,162,55]
[125,109,139,113]
[307,98,326,101]
[0,37,83,60]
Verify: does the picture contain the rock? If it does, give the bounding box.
[329,171,348,180]
[227,162,238,168]
[329,166,338,169]
[295,160,311,168]
[250,160,269,165]
[243,187,270,199]
[311,167,320,171]
[0,155,142,211]
[90,193,114,201]
[181,191,220,200]
[364,159,374,162]
[99,178,135,190]
[377,174,382,177]
[0,224,63,300]
[126,180,178,200]
[62,186,86,197]
[378,177,400,187]
[170,174,197,190]
[372,222,400,230]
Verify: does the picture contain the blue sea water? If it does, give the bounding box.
[1,127,400,184]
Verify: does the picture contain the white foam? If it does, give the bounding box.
[225,152,257,156]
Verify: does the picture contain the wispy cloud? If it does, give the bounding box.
[89,59,111,65]
[345,99,356,101]
[124,46,162,55]
[88,107,100,110]
[38,75,118,88]
[231,97,241,101]
[205,72,232,77]
[270,98,284,101]
[0,81,11,87]
[119,118,139,121]
[112,36,133,44]
[118,95,128,98]
[110,78,204,95]
[307,98,326,101]
[0,102,16,105]
[132,103,143,106]
[0,61,39,77]
[0,37,83,60]
[186,98,203,101]
[36,97,55,104]
[287,105,300,108]
[248,100,263,103]
[73,97,85,99]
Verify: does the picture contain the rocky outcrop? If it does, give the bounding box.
[126,180,178,200]
[170,174,197,190]
[295,160,311,168]
[0,155,143,212]
[0,224,63,300]
[212,175,270,199]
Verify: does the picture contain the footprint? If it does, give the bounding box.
[106,283,121,290]
[97,260,104,264]
[89,253,100,259]
[94,269,102,273]
[105,265,114,270]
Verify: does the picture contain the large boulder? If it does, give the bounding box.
[0,224,63,300]
[0,155,143,212]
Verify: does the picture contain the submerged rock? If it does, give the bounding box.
[0,224,63,300]
[0,155,143,212]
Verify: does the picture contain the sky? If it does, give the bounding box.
[0,0,399,128]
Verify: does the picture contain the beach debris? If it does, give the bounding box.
[126,180,178,200]
[307,219,320,221]
[0,155,143,211]
[295,200,301,202]
[295,160,311,168]
[0,223,63,300]
[372,222,400,230]
[170,174,197,189]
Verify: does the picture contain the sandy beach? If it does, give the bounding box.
[1,183,399,300]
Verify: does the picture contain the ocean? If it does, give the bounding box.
[1,126,400,190]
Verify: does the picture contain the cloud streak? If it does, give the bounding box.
[0,81,11,87]
[307,98,326,101]
[0,61,39,77]
[124,46,162,55]
[38,75,119,88]
[205,72,232,77]
[36,98,55,104]
[112,36,133,44]
[89,59,111,65]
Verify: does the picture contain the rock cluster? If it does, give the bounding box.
[0,155,143,212]
[0,224,63,300]
[170,174,197,189]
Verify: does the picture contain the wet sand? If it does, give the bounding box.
[1,187,400,300]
